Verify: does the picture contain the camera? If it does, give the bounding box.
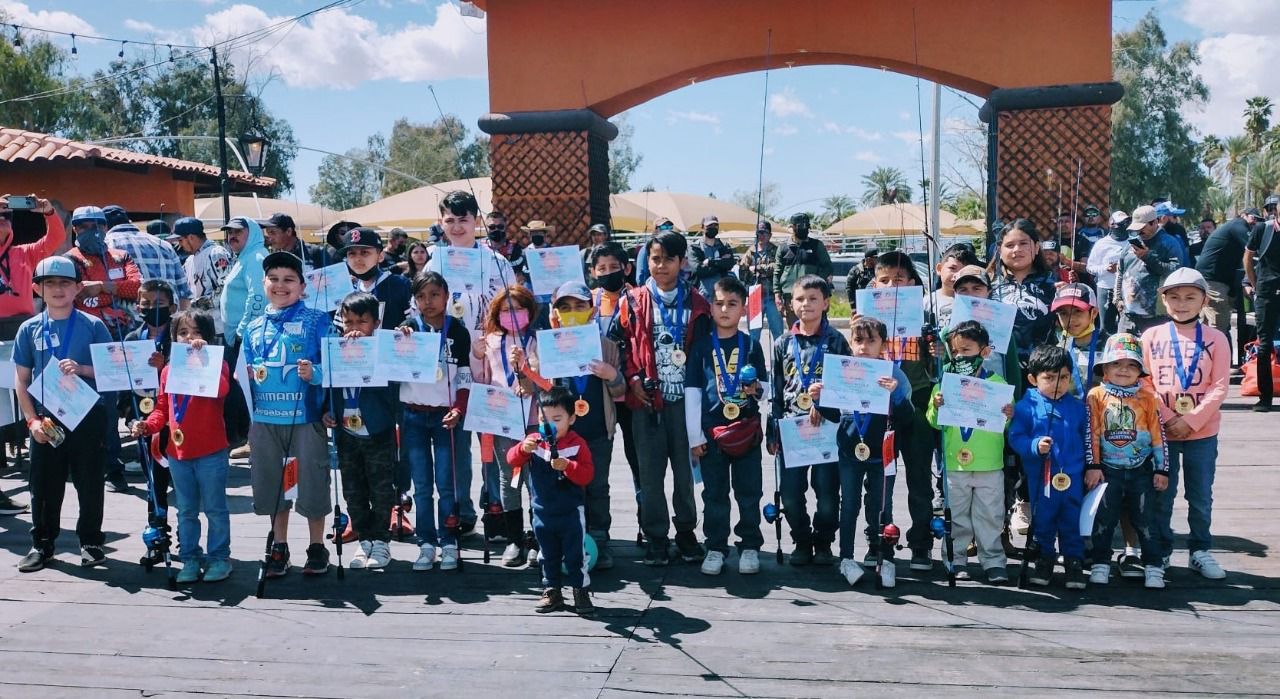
[5,195,35,210]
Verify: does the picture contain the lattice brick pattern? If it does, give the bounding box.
[490,130,607,248]
[996,105,1112,231]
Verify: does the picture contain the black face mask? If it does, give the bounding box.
[705,226,720,238]
[595,270,626,293]
[531,234,546,247]
[488,224,506,242]
[145,306,171,328]
[794,224,810,240]
[1109,226,1129,241]
[350,265,380,281]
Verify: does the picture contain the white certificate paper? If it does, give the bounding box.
[855,287,925,337]
[373,329,440,384]
[937,372,1014,433]
[438,246,485,294]
[0,341,15,390]
[819,354,893,415]
[463,384,529,438]
[778,415,839,468]
[90,340,159,392]
[526,246,586,297]
[535,325,603,379]
[165,343,225,398]
[303,262,352,313]
[949,295,1017,350]
[28,356,99,431]
[320,336,387,388]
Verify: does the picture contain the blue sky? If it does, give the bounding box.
[4,0,1274,215]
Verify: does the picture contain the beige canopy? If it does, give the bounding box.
[193,196,339,235]
[614,191,770,232]
[824,203,970,237]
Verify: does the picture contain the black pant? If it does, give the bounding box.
[29,406,108,551]
[1256,287,1280,403]
[615,402,643,529]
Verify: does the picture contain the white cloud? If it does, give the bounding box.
[899,111,912,121]
[893,130,922,143]
[666,109,720,126]
[768,87,812,119]
[190,3,487,89]
[1186,33,1280,137]
[1181,0,1280,35]
[773,124,798,136]
[123,19,161,34]
[846,125,882,141]
[821,121,842,134]
[853,150,882,163]
[0,1,94,36]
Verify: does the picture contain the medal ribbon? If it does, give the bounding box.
[571,374,591,399]
[500,334,517,387]
[711,331,746,398]
[172,394,193,428]
[41,310,78,362]
[1168,321,1203,392]
[648,279,685,349]
[1069,327,1100,397]
[851,411,871,443]
[790,321,827,391]
[343,387,360,412]
[438,314,452,375]
[957,369,989,443]
[253,301,302,365]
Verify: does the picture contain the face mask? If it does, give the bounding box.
[949,354,985,377]
[77,225,106,255]
[556,309,593,327]
[1109,226,1128,241]
[350,264,380,281]
[488,225,506,242]
[531,234,546,247]
[595,270,626,293]
[498,309,530,334]
[705,226,719,238]
[794,224,810,240]
[144,306,171,328]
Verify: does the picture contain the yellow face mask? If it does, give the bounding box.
[555,309,594,327]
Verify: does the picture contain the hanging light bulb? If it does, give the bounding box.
[70,33,77,55]
[12,25,21,48]
[167,44,174,62]
[118,40,126,58]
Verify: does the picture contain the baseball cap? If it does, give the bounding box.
[790,212,811,226]
[173,217,204,237]
[952,264,989,288]
[522,220,550,232]
[1109,210,1130,227]
[1127,205,1158,230]
[221,217,249,232]
[1051,283,1097,312]
[1265,195,1279,210]
[1158,267,1209,295]
[264,212,296,230]
[552,280,592,304]
[70,205,107,225]
[33,255,79,283]
[262,250,304,277]
[702,215,719,227]
[756,220,772,233]
[864,248,879,257]
[389,227,408,238]
[1039,240,1060,252]
[102,205,129,227]
[1154,202,1186,217]
[146,220,172,238]
[588,223,610,236]
[654,216,674,230]
[1096,333,1147,376]
[1244,207,1263,219]
[1083,206,1101,217]
[341,226,383,251]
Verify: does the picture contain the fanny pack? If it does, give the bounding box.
[710,414,762,457]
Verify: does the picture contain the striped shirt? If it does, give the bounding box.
[106,224,193,301]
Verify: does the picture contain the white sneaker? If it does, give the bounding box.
[440,545,459,571]
[840,558,864,586]
[349,540,372,569]
[880,561,897,588]
[413,543,437,571]
[365,541,391,569]
[123,460,143,474]
[501,542,523,567]
[527,547,540,567]
[1190,550,1226,580]
[1089,563,1111,585]
[1144,565,1165,589]
[700,550,726,575]
[1010,500,1030,535]
[738,549,760,575]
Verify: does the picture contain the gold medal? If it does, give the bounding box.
[795,393,813,411]
[574,399,591,417]
[723,402,740,420]
[670,349,687,367]
[854,441,871,461]
[1174,395,1194,415]
[1052,472,1072,492]
[957,448,974,466]
[345,414,364,431]
[253,365,268,384]
[171,428,185,446]
[138,397,154,414]
[451,301,465,317]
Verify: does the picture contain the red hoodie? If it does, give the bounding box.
[616,282,711,410]
[140,362,231,461]
[0,211,66,318]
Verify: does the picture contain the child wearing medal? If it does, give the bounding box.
[1009,345,1089,589]
[322,292,398,570]
[1141,268,1230,581]
[132,310,234,584]
[926,321,1014,584]
[1085,333,1170,589]
[549,281,626,571]
[834,317,914,588]
[685,277,768,577]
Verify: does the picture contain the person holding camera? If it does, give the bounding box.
[1115,205,1185,336]
[772,213,832,327]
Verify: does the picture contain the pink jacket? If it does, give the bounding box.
[1141,321,1230,440]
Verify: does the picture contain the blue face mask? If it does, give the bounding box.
[76,224,106,255]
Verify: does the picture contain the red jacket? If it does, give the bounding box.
[66,246,142,332]
[0,211,65,319]
[140,363,231,461]
[616,282,711,410]
[505,429,594,488]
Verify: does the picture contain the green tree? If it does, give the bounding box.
[1111,12,1210,214]
[308,134,387,211]
[860,166,912,206]
[608,115,643,194]
[0,27,75,134]
[817,195,856,228]
[382,116,488,196]
[731,181,781,218]
[1244,96,1273,149]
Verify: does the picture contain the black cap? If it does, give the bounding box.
[864,248,879,257]
[262,250,304,277]
[102,205,129,228]
[756,220,772,233]
[790,212,811,226]
[220,217,248,232]
[341,226,383,251]
[264,212,296,230]
[1083,206,1101,217]
[1244,207,1263,218]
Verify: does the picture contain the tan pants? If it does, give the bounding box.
[1202,280,1234,351]
[948,470,1006,571]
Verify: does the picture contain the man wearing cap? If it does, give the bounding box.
[219,216,270,359]
[102,204,192,310]
[1078,206,1106,244]
[1087,211,1134,333]
[383,228,410,273]
[688,215,737,299]
[581,223,611,272]
[845,248,878,307]
[264,213,323,272]
[483,211,527,280]
[773,213,831,326]
[1115,204,1184,335]
[739,221,782,343]
[1244,201,1280,411]
[1154,201,1192,266]
[1197,208,1261,360]
[174,217,232,337]
[342,227,412,329]
[634,217,676,287]
[66,206,143,335]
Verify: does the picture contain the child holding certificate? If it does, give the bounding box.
[131,310,233,584]
[1051,283,1109,398]
[1141,269,1230,581]
[769,275,849,568]
[125,278,177,568]
[926,321,1014,584]
[685,277,768,577]
[322,292,398,570]
[13,256,114,572]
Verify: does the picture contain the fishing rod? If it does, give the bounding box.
[319,232,347,580]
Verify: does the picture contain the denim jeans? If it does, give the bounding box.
[700,442,763,554]
[1150,436,1218,559]
[168,449,231,563]
[1092,464,1159,566]
[749,292,784,346]
[402,410,459,547]
[837,454,888,560]
[454,429,476,522]
[780,452,838,547]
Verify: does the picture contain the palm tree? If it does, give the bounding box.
[1218,135,1254,208]
[1244,96,1273,149]
[860,167,912,206]
[1200,134,1224,172]
[819,195,857,228]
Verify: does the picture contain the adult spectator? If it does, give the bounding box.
[1078,205,1106,244]
[1116,205,1184,335]
[218,217,269,355]
[483,210,526,279]
[101,204,191,310]
[772,213,831,325]
[1154,200,1192,266]
[1088,211,1134,334]
[739,220,782,343]
[382,227,410,273]
[1196,209,1259,360]
[263,212,321,271]
[1244,205,1280,412]
[581,223,611,272]
[634,217,676,287]
[174,217,232,339]
[404,241,430,279]
[687,215,737,298]
[845,248,878,306]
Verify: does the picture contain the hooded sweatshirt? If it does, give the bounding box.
[219,218,268,342]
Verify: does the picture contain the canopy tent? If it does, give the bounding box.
[823,203,973,237]
[193,196,339,236]
[614,191,770,232]
[341,178,495,231]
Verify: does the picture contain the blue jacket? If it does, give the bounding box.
[836,365,914,462]
[242,300,331,424]
[220,218,268,341]
[1009,388,1088,480]
[328,384,397,437]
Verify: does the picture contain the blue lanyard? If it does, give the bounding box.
[712,331,747,397]
[173,394,193,425]
[790,322,827,390]
[253,302,302,364]
[343,387,359,410]
[41,311,77,361]
[851,411,871,442]
[647,279,684,347]
[500,334,517,387]
[1070,327,1100,397]
[1038,399,1062,466]
[140,325,164,353]
[571,374,591,398]
[1168,321,1203,392]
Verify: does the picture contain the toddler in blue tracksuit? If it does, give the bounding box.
[506,388,596,617]
[1010,345,1089,589]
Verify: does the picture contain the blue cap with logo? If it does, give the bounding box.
[70,206,107,225]
[33,255,80,283]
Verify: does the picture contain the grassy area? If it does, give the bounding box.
[829,297,851,319]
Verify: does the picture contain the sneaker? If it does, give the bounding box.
[350,540,372,569]
[643,541,670,567]
[0,494,29,515]
[739,549,760,575]
[1029,556,1053,586]
[879,561,897,588]
[177,562,202,584]
[203,559,233,583]
[1010,500,1030,535]
[1252,401,1272,413]
[1144,565,1165,589]
[526,546,540,567]
[123,460,143,474]
[909,551,933,571]
[80,545,106,568]
[365,541,391,569]
[572,587,596,617]
[265,543,290,578]
[862,550,878,568]
[535,587,564,613]
[1064,559,1087,590]
[953,565,972,581]
[18,547,50,572]
[440,545,459,571]
[1089,563,1111,585]
[985,566,1009,585]
[302,543,330,575]
[501,542,525,567]
[700,550,726,575]
[594,545,615,571]
[413,543,436,571]
[812,543,836,566]
[1119,553,1144,579]
[107,474,130,494]
[839,558,864,586]
[789,544,813,567]
[1190,550,1226,580]
[675,532,704,563]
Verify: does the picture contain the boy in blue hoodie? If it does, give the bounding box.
[323,292,398,570]
[1009,345,1089,589]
